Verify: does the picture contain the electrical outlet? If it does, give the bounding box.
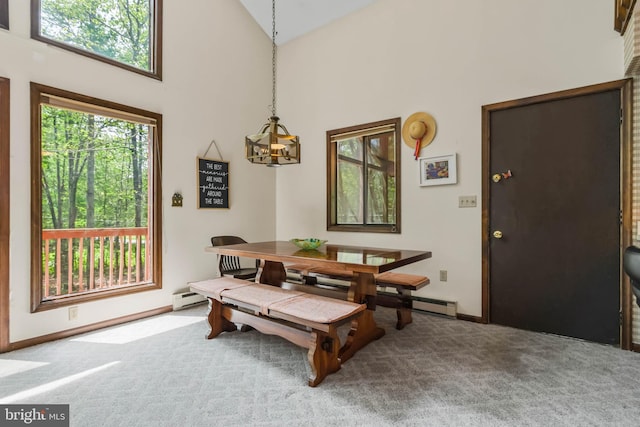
[458,195,477,208]
[68,306,78,321]
[439,270,448,282]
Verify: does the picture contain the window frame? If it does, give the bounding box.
[30,82,163,312]
[0,0,8,30]
[0,77,9,351]
[30,0,163,80]
[326,117,401,234]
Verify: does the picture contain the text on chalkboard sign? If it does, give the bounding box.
[198,158,229,209]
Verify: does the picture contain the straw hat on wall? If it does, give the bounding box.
[402,112,437,159]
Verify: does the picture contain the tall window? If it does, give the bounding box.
[31,83,162,312]
[327,118,401,233]
[31,0,162,79]
[0,0,8,30]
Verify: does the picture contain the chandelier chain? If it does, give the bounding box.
[271,0,277,117]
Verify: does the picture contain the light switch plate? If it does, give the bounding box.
[458,195,477,208]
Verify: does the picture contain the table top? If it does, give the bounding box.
[206,240,431,274]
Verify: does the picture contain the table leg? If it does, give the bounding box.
[339,272,385,363]
[257,260,287,286]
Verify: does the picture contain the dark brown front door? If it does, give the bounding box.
[482,80,632,345]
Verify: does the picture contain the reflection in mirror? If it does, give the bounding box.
[327,117,401,233]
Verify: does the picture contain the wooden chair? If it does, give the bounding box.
[211,236,259,281]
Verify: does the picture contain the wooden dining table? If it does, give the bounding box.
[206,240,431,362]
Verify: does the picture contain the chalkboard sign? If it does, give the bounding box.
[197,158,229,209]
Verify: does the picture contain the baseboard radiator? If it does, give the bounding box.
[412,296,457,318]
[287,271,457,318]
[173,291,206,311]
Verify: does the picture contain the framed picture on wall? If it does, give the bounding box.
[0,0,7,30]
[419,153,457,186]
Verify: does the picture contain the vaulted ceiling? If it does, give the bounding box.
[239,0,376,45]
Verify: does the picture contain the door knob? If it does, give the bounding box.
[493,230,503,239]
[492,170,513,183]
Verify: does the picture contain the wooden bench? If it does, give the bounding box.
[189,277,366,387]
[285,264,429,330]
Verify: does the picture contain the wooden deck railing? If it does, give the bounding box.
[42,227,149,298]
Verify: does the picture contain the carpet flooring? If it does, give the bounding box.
[2,305,640,426]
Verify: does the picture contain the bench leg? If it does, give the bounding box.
[307,329,341,387]
[396,307,412,330]
[395,289,413,330]
[206,298,237,339]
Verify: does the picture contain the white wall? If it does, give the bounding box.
[274,0,624,317]
[2,0,277,342]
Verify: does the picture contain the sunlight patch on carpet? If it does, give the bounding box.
[0,360,49,378]
[0,361,120,404]
[70,315,204,344]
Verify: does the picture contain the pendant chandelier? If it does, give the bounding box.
[245,0,300,167]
